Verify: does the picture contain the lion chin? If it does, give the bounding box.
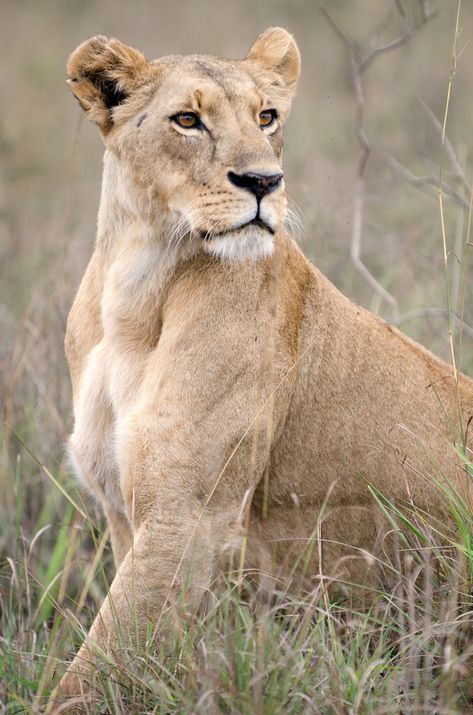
[202,224,275,261]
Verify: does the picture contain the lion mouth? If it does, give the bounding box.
[200,217,274,241]
[247,217,274,233]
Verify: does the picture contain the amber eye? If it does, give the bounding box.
[173,112,201,129]
[259,109,277,128]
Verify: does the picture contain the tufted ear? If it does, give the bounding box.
[67,35,154,133]
[246,27,301,93]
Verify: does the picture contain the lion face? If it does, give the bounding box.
[67,29,301,260]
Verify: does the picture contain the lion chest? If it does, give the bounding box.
[68,338,152,513]
[68,245,177,513]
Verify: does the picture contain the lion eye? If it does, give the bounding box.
[259,109,277,128]
[173,112,201,129]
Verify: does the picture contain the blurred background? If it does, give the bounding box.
[1,0,473,550]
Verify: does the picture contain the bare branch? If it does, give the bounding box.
[322,0,414,74]
[418,0,433,23]
[419,99,471,195]
[393,308,473,340]
[394,0,408,24]
[358,3,436,74]
[321,5,437,317]
[320,8,354,51]
[321,6,398,315]
[386,156,471,209]
[359,33,413,74]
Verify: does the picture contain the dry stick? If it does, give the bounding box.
[389,135,472,377]
[393,307,473,340]
[386,156,470,210]
[346,48,400,314]
[457,184,473,388]
[438,0,463,389]
[416,51,473,442]
[359,6,436,74]
[420,100,471,196]
[391,99,473,360]
[418,0,433,23]
[322,4,436,319]
[358,0,411,74]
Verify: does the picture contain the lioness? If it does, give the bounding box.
[54,28,473,706]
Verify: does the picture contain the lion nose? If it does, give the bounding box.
[228,170,283,202]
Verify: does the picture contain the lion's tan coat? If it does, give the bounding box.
[52,29,473,708]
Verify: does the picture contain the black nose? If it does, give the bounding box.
[228,170,283,201]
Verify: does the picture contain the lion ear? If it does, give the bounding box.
[67,35,153,133]
[246,27,301,93]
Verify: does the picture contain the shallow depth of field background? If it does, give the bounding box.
[1,0,473,710]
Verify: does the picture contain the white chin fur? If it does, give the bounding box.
[202,225,275,262]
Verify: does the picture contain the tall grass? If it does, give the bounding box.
[0,450,472,712]
[1,1,473,713]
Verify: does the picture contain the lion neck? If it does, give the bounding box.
[94,151,280,348]
[97,152,184,251]
[95,151,200,348]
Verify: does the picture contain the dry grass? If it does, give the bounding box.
[1,0,473,712]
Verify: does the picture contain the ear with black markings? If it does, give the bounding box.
[67,35,153,133]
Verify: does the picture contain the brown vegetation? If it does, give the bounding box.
[1,1,473,712]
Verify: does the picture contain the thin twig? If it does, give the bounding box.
[321,9,354,50]
[322,6,409,315]
[347,48,399,309]
[358,2,437,74]
[386,156,470,210]
[322,3,436,318]
[359,10,413,76]
[393,308,473,340]
[419,99,471,195]
[394,0,408,23]
[418,0,433,23]
[437,0,463,385]
[457,183,473,375]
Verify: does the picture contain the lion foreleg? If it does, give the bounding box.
[51,495,215,708]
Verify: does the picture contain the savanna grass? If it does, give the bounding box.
[1,433,472,713]
[2,2,473,713]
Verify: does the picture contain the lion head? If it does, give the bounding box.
[67,28,300,261]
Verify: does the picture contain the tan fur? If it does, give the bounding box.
[52,28,473,709]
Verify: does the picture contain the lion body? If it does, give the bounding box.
[54,28,473,706]
[67,229,473,584]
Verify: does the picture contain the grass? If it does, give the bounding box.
[0,432,472,712]
[1,1,473,713]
